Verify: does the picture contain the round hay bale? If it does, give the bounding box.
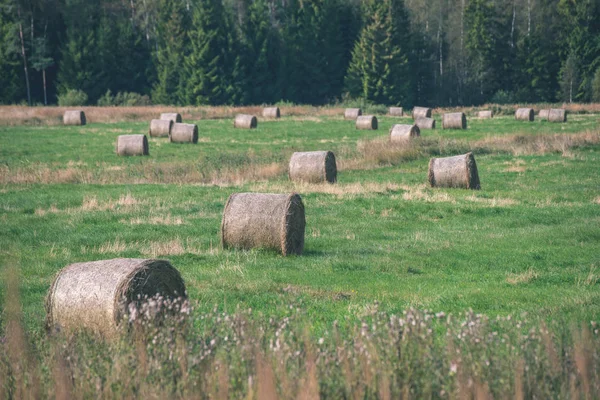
[263,107,281,119]
[428,152,480,190]
[356,115,378,130]
[63,110,86,126]
[515,108,534,121]
[289,151,337,184]
[344,108,362,120]
[416,117,436,129]
[412,107,432,119]
[389,107,404,116]
[170,123,198,143]
[538,109,550,120]
[45,258,187,337]
[221,193,305,256]
[160,113,182,123]
[548,109,567,123]
[478,110,493,119]
[117,135,149,156]
[149,119,173,137]
[442,112,467,129]
[234,114,258,129]
[389,124,420,142]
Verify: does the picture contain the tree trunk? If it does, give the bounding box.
[527,0,531,36]
[17,7,31,106]
[43,69,47,105]
[511,0,516,48]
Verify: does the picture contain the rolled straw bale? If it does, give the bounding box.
[263,107,281,119]
[63,110,86,126]
[389,107,404,116]
[416,117,436,129]
[356,115,378,130]
[160,113,182,123]
[221,193,305,256]
[289,151,337,184]
[515,108,534,121]
[344,108,362,120]
[170,123,198,143]
[548,109,567,123]
[117,134,149,156]
[149,119,173,137]
[442,112,467,129]
[234,114,258,129]
[389,124,420,142]
[538,109,550,120]
[428,152,480,190]
[478,110,493,119]
[45,258,187,336]
[412,107,432,119]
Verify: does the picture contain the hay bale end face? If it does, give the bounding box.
[416,117,436,129]
[45,258,187,337]
[117,135,149,156]
[412,107,432,120]
[221,193,305,256]
[389,107,404,116]
[390,124,420,142]
[63,110,86,126]
[160,113,182,123]
[170,123,198,143]
[539,109,550,120]
[149,119,173,137]
[548,109,567,123]
[344,108,362,120]
[428,152,480,190]
[263,107,281,118]
[356,115,378,130]
[234,114,258,129]
[515,108,534,121]
[478,110,493,119]
[289,151,337,184]
[442,112,467,129]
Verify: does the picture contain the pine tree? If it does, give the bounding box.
[0,2,23,104]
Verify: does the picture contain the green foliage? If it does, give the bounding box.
[97,90,151,106]
[0,4,23,104]
[592,67,600,102]
[57,89,88,106]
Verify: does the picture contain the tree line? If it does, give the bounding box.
[0,0,599,107]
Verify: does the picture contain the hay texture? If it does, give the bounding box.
[515,108,534,121]
[45,258,187,337]
[539,109,550,120]
[412,107,432,120]
[221,193,305,256]
[289,151,337,184]
[389,107,404,116]
[263,107,281,119]
[170,123,198,143]
[442,112,467,129]
[428,152,480,190]
[548,109,567,123]
[390,124,420,142]
[160,113,182,123]
[117,134,149,156]
[149,119,173,137]
[478,110,493,119]
[234,114,258,129]
[63,110,86,126]
[356,115,378,130]
[344,108,362,120]
[416,117,436,129]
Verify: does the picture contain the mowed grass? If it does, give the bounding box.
[1,113,600,335]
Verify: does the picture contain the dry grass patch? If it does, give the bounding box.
[507,268,539,285]
[251,181,401,198]
[465,195,520,207]
[121,214,185,226]
[400,184,457,204]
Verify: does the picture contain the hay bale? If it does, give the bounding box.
[170,123,198,143]
[428,152,480,190]
[548,109,567,123]
[515,108,534,121]
[389,124,420,142]
[478,110,493,119]
[160,113,182,123]
[117,135,149,156]
[289,151,337,183]
[412,107,432,119]
[416,117,436,129]
[389,107,404,116]
[149,119,173,137]
[63,110,86,126]
[263,107,281,119]
[45,258,187,336]
[234,114,258,129]
[538,109,550,120]
[356,115,378,130]
[442,112,467,129]
[221,193,305,256]
[344,108,362,120]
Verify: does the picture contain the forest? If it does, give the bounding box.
[0,0,599,107]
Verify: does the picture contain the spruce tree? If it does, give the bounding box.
[0,2,23,104]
